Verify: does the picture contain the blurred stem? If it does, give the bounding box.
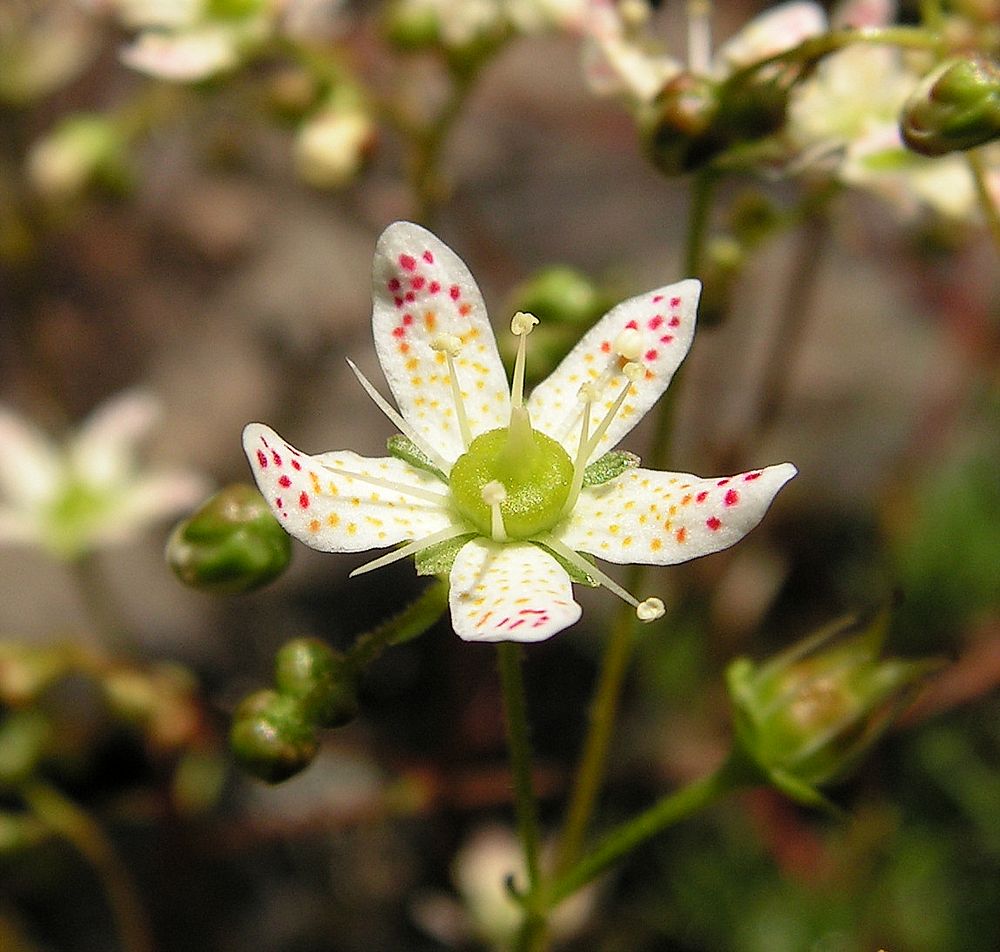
[21,781,153,952]
[684,169,717,277]
[346,578,449,672]
[69,552,135,657]
[968,149,1000,254]
[918,0,944,30]
[548,756,750,906]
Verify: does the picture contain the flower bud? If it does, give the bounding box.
[643,72,720,175]
[166,484,292,594]
[726,609,940,807]
[274,637,359,728]
[901,56,1000,156]
[229,689,318,783]
[381,0,443,51]
[508,267,612,327]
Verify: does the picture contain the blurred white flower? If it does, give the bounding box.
[0,392,210,560]
[294,105,375,189]
[26,114,125,202]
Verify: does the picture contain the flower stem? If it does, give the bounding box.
[684,169,718,278]
[968,149,1000,254]
[347,578,449,672]
[21,781,153,952]
[69,552,135,657]
[548,756,749,906]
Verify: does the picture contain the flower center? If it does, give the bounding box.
[449,420,574,540]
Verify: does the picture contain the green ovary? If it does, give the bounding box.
[449,425,573,540]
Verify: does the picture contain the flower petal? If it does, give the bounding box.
[527,279,700,458]
[448,539,582,642]
[556,463,796,564]
[713,1,826,76]
[97,468,211,544]
[0,405,63,511]
[70,390,160,489]
[243,423,454,553]
[371,222,511,465]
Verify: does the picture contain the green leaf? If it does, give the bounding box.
[414,533,476,576]
[387,434,446,482]
[582,450,641,487]
[530,541,599,587]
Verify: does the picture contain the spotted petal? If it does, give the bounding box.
[448,539,582,642]
[556,463,796,564]
[527,280,700,459]
[243,423,454,553]
[372,222,512,466]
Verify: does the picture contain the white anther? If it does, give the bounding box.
[431,333,462,355]
[511,311,539,336]
[578,382,599,402]
[623,361,644,382]
[613,328,643,361]
[481,480,508,506]
[636,597,665,622]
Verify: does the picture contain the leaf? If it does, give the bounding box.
[582,450,641,487]
[415,533,475,576]
[387,434,447,482]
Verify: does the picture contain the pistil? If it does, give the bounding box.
[481,480,509,542]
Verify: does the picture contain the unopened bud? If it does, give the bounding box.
[274,638,359,728]
[901,56,1000,156]
[229,689,318,783]
[726,609,940,807]
[508,267,611,327]
[643,72,720,175]
[166,484,292,594]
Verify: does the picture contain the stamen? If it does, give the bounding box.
[346,359,452,474]
[613,328,643,361]
[582,361,643,463]
[431,334,473,450]
[687,0,712,74]
[536,534,664,621]
[349,524,470,577]
[560,383,595,518]
[510,311,538,410]
[320,465,452,506]
[481,480,508,542]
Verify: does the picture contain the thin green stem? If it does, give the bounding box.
[549,757,749,906]
[968,149,1000,254]
[684,169,718,278]
[21,781,153,952]
[347,578,449,672]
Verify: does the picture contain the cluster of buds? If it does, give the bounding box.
[726,608,940,808]
[167,484,292,594]
[229,638,360,783]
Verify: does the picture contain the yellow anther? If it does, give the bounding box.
[623,361,644,382]
[578,382,599,402]
[613,328,643,361]
[511,311,539,336]
[636,597,665,622]
[481,480,508,506]
[431,333,462,355]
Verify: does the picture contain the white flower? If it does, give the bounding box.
[583,0,826,104]
[0,391,210,560]
[293,106,374,189]
[244,222,796,643]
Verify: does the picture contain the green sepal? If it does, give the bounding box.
[583,451,641,487]
[414,533,476,576]
[387,434,446,482]
[531,541,599,587]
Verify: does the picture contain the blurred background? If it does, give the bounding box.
[1,1,998,950]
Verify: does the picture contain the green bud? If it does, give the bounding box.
[0,711,51,787]
[382,0,443,50]
[274,638,360,728]
[26,114,130,202]
[643,72,720,176]
[230,689,318,783]
[901,56,1000,156]
[167,484,292,594]
[726,609,940,807]
[508,267,612,327]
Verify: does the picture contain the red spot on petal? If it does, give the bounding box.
[411,276,425,290]
[399,342,409,354]
[404,291,415,302]
[659,335,674,344]
[652,294,664,303]
[449,285,460,300]
[276,497,283,509]
[388,278,400,291]
[696,491,708,503]
[707,516,722,531]
[725,489,739,506]
[649,315,664,329]
[744,472,762,481]
[394,296,404,308]
[600,340,611,353]
[645,349,658,361]
[291,459,301,471]
[299,491,309,508]
[670,296,681,307]
[669,316,680,327]
[399,254,416,271]
[392,326,405,338]
[256,450,267,468]
[429,281,441,293]
[271,450,282,466]
[402,313,414,325]
[625,319,639,329]
[279,475,291,487]
[717,478,730,486]
[422,250,434,263]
